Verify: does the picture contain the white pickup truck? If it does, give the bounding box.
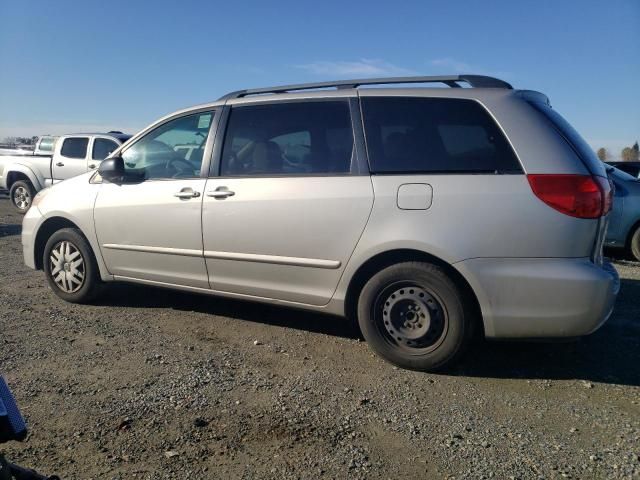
[0,132,130,212]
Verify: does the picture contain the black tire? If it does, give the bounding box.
[357,262,475,372]
[9,180,35,214]
[629,226,640,262]
[43,228,102,303]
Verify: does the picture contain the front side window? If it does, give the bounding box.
[220,101,354,176]
[60,138,88,159]
[121,111,214,180]
[361,97,521,174]
[92,138,119,160]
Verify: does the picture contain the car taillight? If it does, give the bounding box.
[527,174,611,219]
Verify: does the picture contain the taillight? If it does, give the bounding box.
[594,176,613,215]
[527,174,611,219]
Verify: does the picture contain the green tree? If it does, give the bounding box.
[622,142,640,162]
[597,147,608,161]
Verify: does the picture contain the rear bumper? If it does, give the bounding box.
[454,257,620,338]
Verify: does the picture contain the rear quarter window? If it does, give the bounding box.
[37,137,55,152]
[361,97,521,174]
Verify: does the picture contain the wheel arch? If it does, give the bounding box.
[343,248,484,336]
[33,217,84,270]
[6,165,42,191]
[7,171,33,190]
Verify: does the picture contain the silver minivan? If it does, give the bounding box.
[21,75,620,371]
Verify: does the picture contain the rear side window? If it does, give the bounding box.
[38,137,55,152]
[529,102,607,178]
[220,101,354,176]
[60,138,88,159]
[92,138,119,160]
[361,97,521,174]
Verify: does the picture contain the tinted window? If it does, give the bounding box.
[361,97,521,174]
[529,102,607,177]
[220,101,353,176]
[610,163,640,178]
[92,138,119,160]
[611,166,638,182]
[121,111,214,180]
[60,138,88,159]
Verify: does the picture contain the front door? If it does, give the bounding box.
[202,100,373,305]
[94,110,216,288]
[89,137,121,171]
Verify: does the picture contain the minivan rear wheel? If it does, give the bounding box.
[357,262,474,371]
[43,228,102,303]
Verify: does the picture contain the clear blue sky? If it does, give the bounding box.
[1,0,638,158]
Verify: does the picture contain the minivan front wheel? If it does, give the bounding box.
[357,262,474,372]
[43,228,102,303]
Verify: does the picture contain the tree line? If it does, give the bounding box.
[597,141,639,162]
[1,136,38,147]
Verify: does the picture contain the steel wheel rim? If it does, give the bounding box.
[49,241,85,293]
[13,186,31,210]
[374,282,449,354]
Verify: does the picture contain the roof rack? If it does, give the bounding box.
[218,75,513,101]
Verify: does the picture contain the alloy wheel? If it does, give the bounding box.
[13,186,31,211]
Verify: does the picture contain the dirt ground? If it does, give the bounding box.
[0,196,639,479]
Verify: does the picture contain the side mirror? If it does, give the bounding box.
[98,156,125,183]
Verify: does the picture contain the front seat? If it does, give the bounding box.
[250,141,282,173]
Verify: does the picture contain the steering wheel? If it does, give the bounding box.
[167,157,197,178]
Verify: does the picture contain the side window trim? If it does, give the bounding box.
[208,105,230,178]
[118,108,218,182]
[209,98,363,179]
[350,97,370,175]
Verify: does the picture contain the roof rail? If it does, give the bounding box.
[218,75,513,101]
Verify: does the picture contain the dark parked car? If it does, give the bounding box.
[606,166,640,261]
[606,161,640,179]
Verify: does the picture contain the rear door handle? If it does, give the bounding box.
[174,189,201,199]
[206,188,235,199]
[56,162,64,167]
[88,164,97,169]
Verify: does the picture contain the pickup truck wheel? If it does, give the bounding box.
[43,228,102,303]
[9,180,35,214]
[357,262,474,372]
[629,226,640,262]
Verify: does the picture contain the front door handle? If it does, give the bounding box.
[174,189,201,199]
[56,162,64,167]
[206,188,235,199]
[88,164,97,169]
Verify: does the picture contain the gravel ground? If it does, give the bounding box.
[0,198,639,479]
